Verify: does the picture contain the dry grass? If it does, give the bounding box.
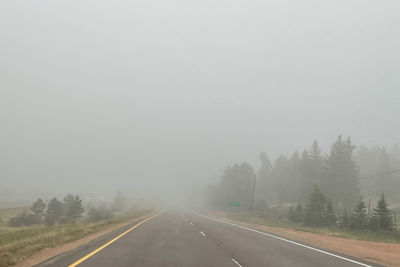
[0,208,154,267]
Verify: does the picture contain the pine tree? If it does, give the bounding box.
[45,198,64,226]
[339,210,350,229]
[294,203,304,223]
[370,192,394,232]
[351,197,368,230]
[324,198,336,227]
[326,136,359,207]
[31,198,46,216]
[288,206,295,222]
[304,185,326,227]
[63,194,85,223]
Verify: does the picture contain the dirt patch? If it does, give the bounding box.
[14,212,156,267]
[221,216,400,267]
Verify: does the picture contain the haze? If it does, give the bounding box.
[1,0,399,203]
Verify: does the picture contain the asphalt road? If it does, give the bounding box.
[37,211,380,267]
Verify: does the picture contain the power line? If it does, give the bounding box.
[317,169,400,188]
[360,129,400,146]
[357,169,400,181]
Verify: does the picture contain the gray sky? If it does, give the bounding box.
[1,0,399,200]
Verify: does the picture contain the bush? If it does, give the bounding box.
[8,211,42,227]
[87,206,114,223]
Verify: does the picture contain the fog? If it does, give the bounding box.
[1,1,399,204]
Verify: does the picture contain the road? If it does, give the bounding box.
[37,211,380,267]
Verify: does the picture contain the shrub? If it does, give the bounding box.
[87,206,114,223]
[8,211,42,227]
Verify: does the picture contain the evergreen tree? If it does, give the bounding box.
[339,210,350,229]
[326,136,359,207]
[63,194,85,223]
[45,198,64,226]
[217,163,255,210]
[324,198,336,227]
[288,206,295,222]
[288,203,304,223]
[351,197,368,230]
[255,200,268,218]
[294,203,304,223]
[31,198,46,216]
[257,153,272,195]
[370,192,394,232]
[304,185,326,227]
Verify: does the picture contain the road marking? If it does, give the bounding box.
[200,231,206,237]
[193,212,373,267]
[232,258,243,267]
[190,222,193,226]
[68,212,162,267]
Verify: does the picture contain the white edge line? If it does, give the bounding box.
[200,231,206,236]
[232,258,243,267]
[192,211,372,267]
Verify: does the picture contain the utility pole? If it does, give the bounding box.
[250,174,257,216]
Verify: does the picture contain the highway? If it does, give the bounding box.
[37,211,379,267]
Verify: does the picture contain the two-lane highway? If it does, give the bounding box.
[37,211,379,267]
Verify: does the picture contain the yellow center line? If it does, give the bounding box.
[69,211,162,267]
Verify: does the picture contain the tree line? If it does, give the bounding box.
[288,186,395,232]
[9,192,126,227]
[205,135,399,232]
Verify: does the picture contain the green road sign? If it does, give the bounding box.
[228,201,240,207]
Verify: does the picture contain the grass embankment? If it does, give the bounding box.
[222,213,400,244]
[0,208,155,267]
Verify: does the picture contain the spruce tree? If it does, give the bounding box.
[351,197,368,230]
[324,198,336,227]
[31,198,46,216]
[63,194,85,223]
[294,203,304,223]
[304,185,326,227]
[326,136,359,207]
[339,210,350,229]
[370,192,394,232]
[45,198,64,226]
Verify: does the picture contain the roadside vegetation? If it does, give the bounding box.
[0,192,154,267]
[205,135,400,243]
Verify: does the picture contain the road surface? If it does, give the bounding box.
[37,211,380,267]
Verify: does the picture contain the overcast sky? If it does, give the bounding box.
[1,0,399,200]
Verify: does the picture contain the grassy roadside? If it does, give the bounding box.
[0,208,155,267]
[221,212,400,244]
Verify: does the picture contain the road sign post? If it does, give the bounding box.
[228,202,240,216]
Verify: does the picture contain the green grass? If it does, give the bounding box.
[224,213,400,244]
[0,208,155,267]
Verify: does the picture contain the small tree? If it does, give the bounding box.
[63,194,85,223]
[339,210,350,229]
[370,192,394,232]
[288,203,304,223]
[351,197,368,230]
[31,198,46,216]
[294,203,304,223]
[45,198,64,226]
[304,185,326,227]
[255,200,268,218]
[288,206,295,222]
[87,206,113,222]
[324,198,336,227]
